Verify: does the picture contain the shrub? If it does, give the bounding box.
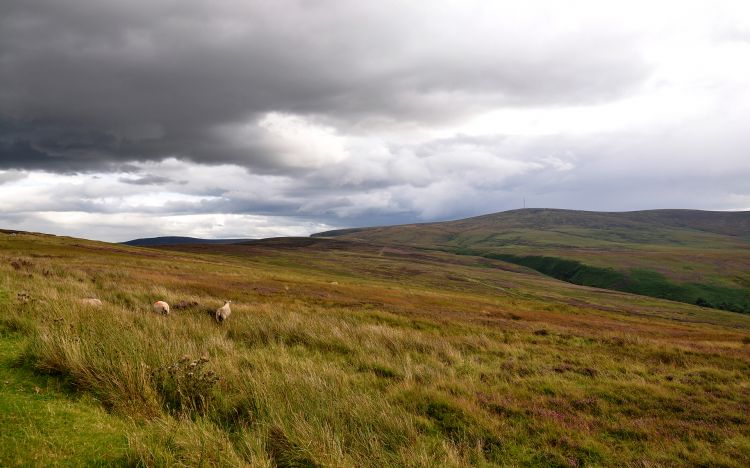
[150,355,220,416]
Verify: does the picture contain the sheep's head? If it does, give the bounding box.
[225,300,232,305]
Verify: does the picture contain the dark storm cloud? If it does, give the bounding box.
[0,0,651,173]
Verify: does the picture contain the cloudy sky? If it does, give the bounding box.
[1,0,749,241]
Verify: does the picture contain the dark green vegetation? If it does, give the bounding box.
[2,229,750,466]
[315,208,750,313]
[122,236,253,246]
[450,252,750,313]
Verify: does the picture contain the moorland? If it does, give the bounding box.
[1,209,750,466]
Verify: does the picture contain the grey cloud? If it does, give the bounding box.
[118,174,179,185]
[15,121,748,220]
[3,109,748,222]
[0,0,651,173]
[0,170,27,185]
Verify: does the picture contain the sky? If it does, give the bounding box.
[1,0,749,242]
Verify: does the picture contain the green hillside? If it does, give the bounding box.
[313,209,750,313]
[2,230,750,465]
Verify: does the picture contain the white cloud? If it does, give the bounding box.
[216,113,350,170]
[1,211,331,242]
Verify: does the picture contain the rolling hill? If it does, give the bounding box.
[315,208,750,239]
[313,209,750,313]
[2,229,750,465]
[122,236,253,246]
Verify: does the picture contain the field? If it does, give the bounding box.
[2,231,750,466]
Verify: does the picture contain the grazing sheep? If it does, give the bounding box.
[215,300,232,323]
[153,300,170,315]
[78,298,102,307]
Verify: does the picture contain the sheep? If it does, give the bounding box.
[153,300,170,315]
[215,300,232,323]
[78,298,102,307]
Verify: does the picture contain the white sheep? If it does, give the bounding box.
[153,300,170,315]
[215,300,232,323]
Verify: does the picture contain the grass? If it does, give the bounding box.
[0,332,132,466]
[1,230,750,465]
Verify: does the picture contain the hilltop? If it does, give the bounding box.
[313,209,750,313]
[313,208,750,243]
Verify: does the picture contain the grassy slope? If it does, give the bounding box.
[1,232,750,466]
[313,209,750,312]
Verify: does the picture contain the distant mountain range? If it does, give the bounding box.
[121,236,253,246]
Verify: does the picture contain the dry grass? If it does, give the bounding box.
[1,231,750,466]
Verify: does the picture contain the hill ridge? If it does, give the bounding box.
[122,236,254,246]
[314,208,750,239]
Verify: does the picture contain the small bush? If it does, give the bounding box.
[150,355,220,416]
[9,258,33,270]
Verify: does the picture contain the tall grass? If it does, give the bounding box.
[1,234,750,466]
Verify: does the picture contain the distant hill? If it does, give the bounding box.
[314,208,750,241]
[313,208,750,313]
[121,236,253,246]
